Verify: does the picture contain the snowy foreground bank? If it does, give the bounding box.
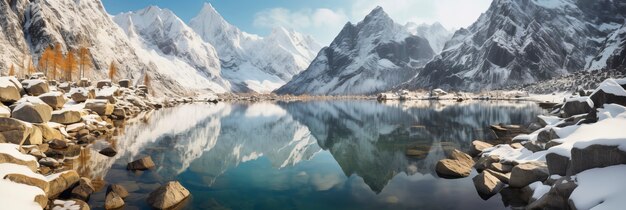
[434,78,626,209]
[0,76,206,209]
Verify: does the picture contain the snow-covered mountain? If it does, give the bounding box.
[113,6,230,93]
[189,3,321,93]
[0,0,192,96]
[588,24,626,70]
[275,7,435,95]
[406,22,452,53]
[403,0,626,91]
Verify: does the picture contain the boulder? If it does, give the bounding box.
[485,169,510,184]
[0,104,10,117]
[435,149,474,178]
[112,108,126,119]
[34,194,48,208]
[39,157,61,168]
[489,162,514,173]
[96,80,112,89]
[474,155,501,171]
[118,79,130,88]
[58,82,71,92]
[107,184,129,199]
[0,77,22,102]
[49,139,68,149]
[490,124,529,143]
[509,161,549,188]
[38,92,66,110]
[71,177,95,201]
[560,98,592,118]
[51,199,90,210]
[96,87,118,103]
[523,141,544,153]
[70,88,91,103]
[537,128,559,143]
[99,147,117,157]
[546,153,570,176]
[21,79,49,96]
[526,176,577,210]
[12,97,53,123]
[105,191,125,209]
[570,145,626,175]
[48,170,80,197]
[78,79,91,87]
[51,110,82,125]
[24,126,43,145]
[3,173,49,193]
[0,118,33,145]
[85,99,114,116]
[127,156,155,170]
[469,140,493,157]
[589,89,626,109]
[472,170,505,198]
[147,181,190,209]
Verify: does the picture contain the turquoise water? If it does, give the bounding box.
[85,100,545,210]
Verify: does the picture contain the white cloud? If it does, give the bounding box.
[253,8,349,45]
[253,0,493,45]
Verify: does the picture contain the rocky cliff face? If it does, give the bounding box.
[404,0,626,91]
[275,7,435,95]
[1,0,189,96]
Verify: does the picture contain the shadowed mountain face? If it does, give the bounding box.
[275,7,435,95]
[86,101,545,209]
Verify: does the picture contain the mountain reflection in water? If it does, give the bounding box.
[86,100,545,210]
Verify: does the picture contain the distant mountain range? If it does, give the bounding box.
[1,0,624,96]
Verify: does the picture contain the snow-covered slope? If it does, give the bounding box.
[404,0,624,91]
[189,3,321,93]
[113,6,230,93]
[406,22,452,53]
[0,0,194,96]
[588,24,626,70]
[275,7,435,95]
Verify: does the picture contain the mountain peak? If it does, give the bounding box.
[199,2,221,17]
[361,6,393,26]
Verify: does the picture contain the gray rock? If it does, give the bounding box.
[537,128,559,143]
[526,176,577,210]
[570,145,626,174]
[474,155,500,171]
[96,80,112,89]
[118,79,130,88]
[560,99,592,118]
[546,152,570,176]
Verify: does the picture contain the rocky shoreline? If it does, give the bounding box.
[0,76,211,210]
[432,77,626,209]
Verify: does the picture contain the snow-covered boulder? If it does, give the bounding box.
[0,77,22,103]
[48,170,80,197]
[560,97,593,118]
[38,91,66,110]
[0,118,33,145]
[0,144,39,171]
[21,79,49,96]
[11,97,53,123]
[96,80,112,89]
[118,79,130,88]
[50,110,82,125]
[78,78,91,87]
[96,86,118,103]
[589,78,626,109]
[84,99,114,116]
[0,103,10,117]
[69,88,92,103]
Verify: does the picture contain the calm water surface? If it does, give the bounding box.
[83,100,545,210]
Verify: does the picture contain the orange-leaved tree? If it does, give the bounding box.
[78,47,91,79]
[39,46,54,76]
[8,64,15,76]
[108,61,117,81]
[52,43,64,80]
[65,50,78,82]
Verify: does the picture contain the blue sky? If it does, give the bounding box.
[102,0,493,45]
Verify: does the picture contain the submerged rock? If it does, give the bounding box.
[147,181,190,209]
[107,184,129,199]
[435,149,474,178]
[127,156,155,170]
[105,191,125,209]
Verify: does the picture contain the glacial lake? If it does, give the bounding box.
[81,100,546,210]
